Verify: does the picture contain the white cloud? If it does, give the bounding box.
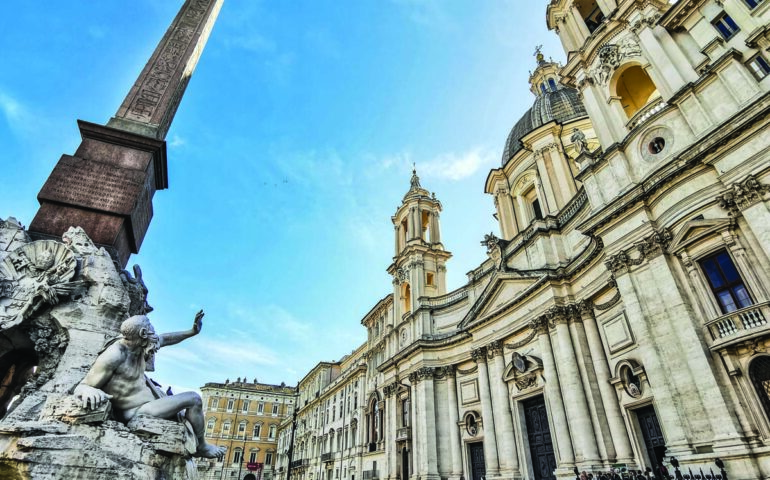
[420,147,495,181]
[0,91,26,124]
[391,0,456,31]
[368,147,495,182]
[169,134,186,148]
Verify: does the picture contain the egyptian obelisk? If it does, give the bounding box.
[28,0,223,267]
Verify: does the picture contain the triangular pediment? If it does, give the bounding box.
[460,272,543,328]
[668,217,734,253]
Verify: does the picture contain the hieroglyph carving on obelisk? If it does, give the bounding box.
[108,0,223,140]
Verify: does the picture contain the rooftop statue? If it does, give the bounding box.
[74,311,226,460]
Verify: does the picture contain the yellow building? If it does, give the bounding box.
[198,379,298,480]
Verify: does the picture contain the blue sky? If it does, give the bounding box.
[1,0,563,392]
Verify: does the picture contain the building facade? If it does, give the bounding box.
[279,1,770,479]
[197,379,298,480]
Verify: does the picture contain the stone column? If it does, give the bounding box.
[444,366,463,479]
[408,207,417,241]
[385,383,399,480]
[395,224,401,256]
[411,368,439,480]
[635,25,683,98]
[495,188,517,239]
[433,213,442,245]
[569,4,591,39]
[724,230,769,301]
[532,318,575,466]
[471,347,500,477]
[488,341,520,478]
[578,301,634,463]
[534,157,557,215]
[549,309,600,465]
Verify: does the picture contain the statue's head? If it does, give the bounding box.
[120,315,160,371]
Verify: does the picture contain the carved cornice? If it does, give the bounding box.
[471,347,487,363]
[716,175,770,217]
[604,228,672,274]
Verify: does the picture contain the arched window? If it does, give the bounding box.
[253,423,262,438]
[233,447,243,464]
[614,65,659,118]
[751,357,770,423]
[206,418,216,433]
[249,449,259,464]
[401,283,411,314]
[548,78,557,92]
[269,424,277,439]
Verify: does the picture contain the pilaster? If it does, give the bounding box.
[487,341,521,478]
[471,347,500,477]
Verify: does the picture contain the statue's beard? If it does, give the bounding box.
[143,337,159,372]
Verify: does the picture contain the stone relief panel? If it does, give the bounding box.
[460,379,480,405]
[602,312,635,354]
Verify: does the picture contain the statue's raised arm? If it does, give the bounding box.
[158,309,204,348]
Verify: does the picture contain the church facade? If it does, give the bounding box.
[277,1,770,479]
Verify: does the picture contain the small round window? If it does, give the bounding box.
[648,137,666,155]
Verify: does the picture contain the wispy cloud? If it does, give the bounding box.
[390,0,457,31]
[169,134,186,148]
[420,147,495,181]
[0,89,43,140]
[368,147,495,182]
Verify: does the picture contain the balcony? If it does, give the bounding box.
[395,426,411,441]
[706,301,770,350]
[321,453,333,463]
[367,442,377,453]
[626,99,669,131]
[290,459,309,470]
[363,470,379,480]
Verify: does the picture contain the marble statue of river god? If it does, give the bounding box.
[74,310,225,460]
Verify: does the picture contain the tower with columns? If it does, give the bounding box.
[387,169,451,335]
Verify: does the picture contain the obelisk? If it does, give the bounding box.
[28,0,223,267]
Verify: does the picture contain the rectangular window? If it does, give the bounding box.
[532,199,543,220]
[258,402,265,414]
[713,13,740,39]
[233,450,242,464]
[699,250,753,314]
[242,400,250,413]
[743,0,765,9]
[747,54,770,80]
[250,451,258,463]
[227,398,234,411]
[210,398,219,411]
[266,452,273,465]
[272,403,279,415]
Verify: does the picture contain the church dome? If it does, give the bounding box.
[501,86,587,166]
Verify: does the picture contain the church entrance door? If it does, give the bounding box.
[468,442,485,480]
[523,395,556,480]
[636,405,667,470]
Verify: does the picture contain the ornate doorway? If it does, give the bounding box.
[636,405,666,469]
[523,395,556,480]
[468,442,485,480]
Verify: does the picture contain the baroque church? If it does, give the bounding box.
[267,1,770,479]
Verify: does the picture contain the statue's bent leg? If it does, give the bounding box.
[134,392,224,459]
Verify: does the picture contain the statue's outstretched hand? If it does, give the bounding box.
[192,310,204,335]
[74,384,113,410]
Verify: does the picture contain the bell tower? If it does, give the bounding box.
[387,169,451,326]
